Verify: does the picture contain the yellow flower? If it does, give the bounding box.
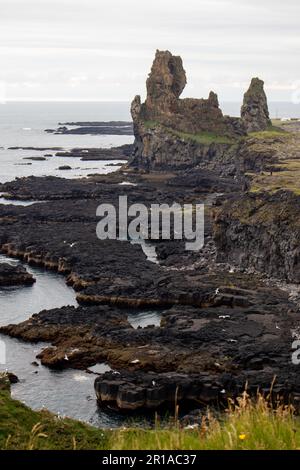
[239,434,247,440]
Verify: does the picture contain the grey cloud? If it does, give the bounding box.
[0,0,299,101]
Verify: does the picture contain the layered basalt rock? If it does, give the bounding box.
[95,366,300,411]
[95,371,224,410]
[214,190,300,282]
[241,78,271,133]
[0,262,35,286]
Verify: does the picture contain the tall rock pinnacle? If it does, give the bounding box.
[131,49,245,136]
[241,78,271,133]
[145,50,187,114]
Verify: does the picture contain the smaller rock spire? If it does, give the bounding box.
[241,77,271,133]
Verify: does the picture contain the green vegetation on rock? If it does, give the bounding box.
[247,126,287,140]
[143,120,235,144]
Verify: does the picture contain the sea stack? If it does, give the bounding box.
[131,49,240,136]
[241,77,271,133]
[130,50,245,169]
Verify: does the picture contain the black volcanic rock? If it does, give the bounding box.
[214,190,300,282]
[58,165,72,170]
[1,169,300,412]
[46,121,133,136]
[0,263,35,286]
[55,144,133,161]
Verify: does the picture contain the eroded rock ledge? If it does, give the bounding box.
[0,262,35,286]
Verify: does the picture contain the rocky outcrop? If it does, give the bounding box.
[136,50,243,137]
[55,144,132,161]
[130,51,274,171]
[241,78,271,133]
[130,50,246,170]
[130,120,237,170]
[214,190,300,282]
[45,121,133,136]
[0,263,35,286]
[95,371,224,410]
[95,364,300,411]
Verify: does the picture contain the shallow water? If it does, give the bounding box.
[0,148,126,184]
[0,196,43,206]
[0,254,128,427]
[0,254,77,325]
[127,310,162,328]
[0,102,161,426]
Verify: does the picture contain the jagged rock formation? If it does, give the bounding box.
[134,50,243,137]
[130,51,272,170]
[241,78,271,133]
[130,51,245,170]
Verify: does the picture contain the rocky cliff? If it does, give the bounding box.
[214,190,300,282]
[130,50,270,170]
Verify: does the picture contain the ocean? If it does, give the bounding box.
[0,101,133,184]
[0,100,299,184]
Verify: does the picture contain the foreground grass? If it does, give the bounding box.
[0,390,109,450]
[111,393,300,450]
[1,389,300,450]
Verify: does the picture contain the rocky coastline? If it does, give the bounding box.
[1,50,300,415]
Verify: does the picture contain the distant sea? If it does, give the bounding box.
[221,101,300,119]
[0,101,133,184]
[0,101,299,184]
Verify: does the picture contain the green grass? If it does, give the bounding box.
[111,393,300,450]
[1,387,300,450]
[143,120,235,144]
[247,126,287,140]
[0,390,109,450]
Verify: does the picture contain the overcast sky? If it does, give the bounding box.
[0,0,299,102]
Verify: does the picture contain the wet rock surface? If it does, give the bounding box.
[0,262,35,286]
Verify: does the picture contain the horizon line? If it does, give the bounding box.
[2,99,296,104]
